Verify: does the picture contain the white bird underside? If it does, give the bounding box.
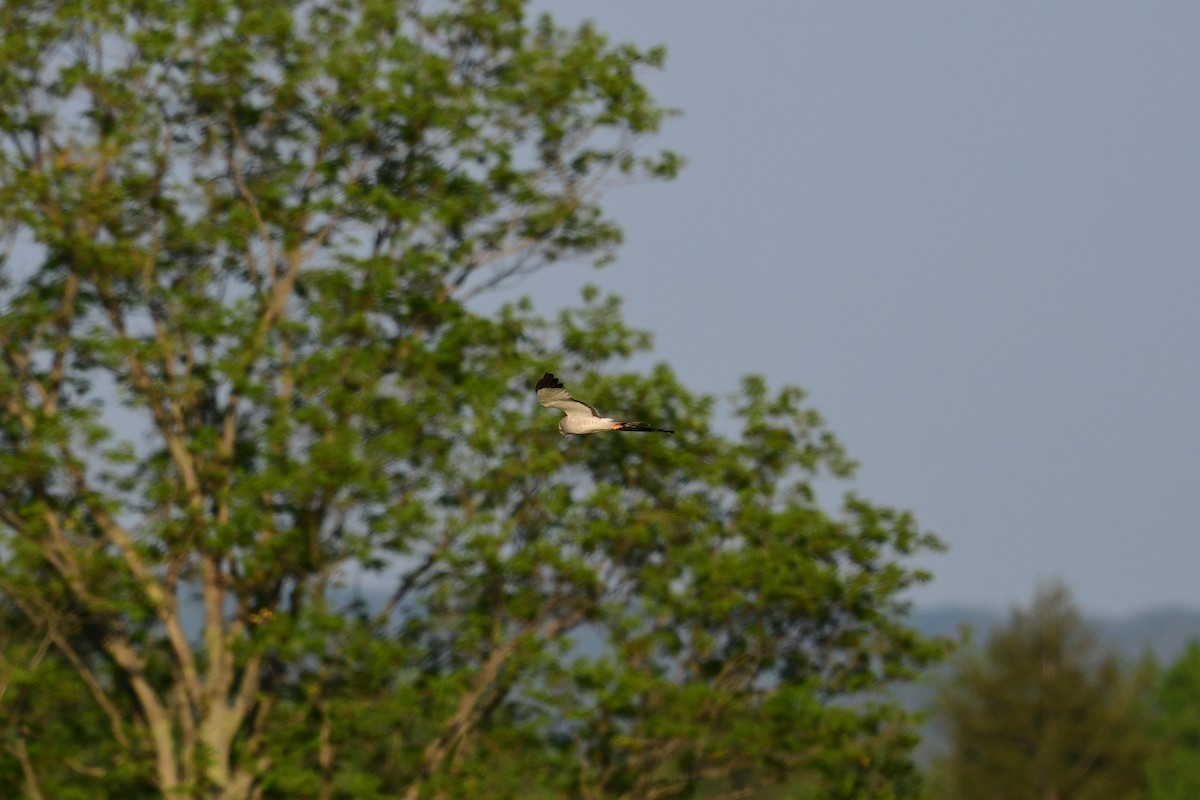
[535,372,673,436]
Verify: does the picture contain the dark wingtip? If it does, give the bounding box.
[536,372,563,391]
[616,422,674,434]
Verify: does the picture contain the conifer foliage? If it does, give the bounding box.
[934,583,1150,800]
[1148,642,1200,800]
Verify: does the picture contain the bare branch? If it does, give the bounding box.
[85,496,204,712]
[43,272,79,417]
[94,286,203,502]
[0,627,51,705]
[372,531,457,629]
[226,121,279,291]
[402,606,588,800]
[401,635,523,800]
[0,578,130,748]
[7,736,46,800]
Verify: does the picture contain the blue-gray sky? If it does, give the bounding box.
[500,2,1200,615]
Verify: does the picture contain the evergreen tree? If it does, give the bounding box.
[0,0,945,797]
[1147,642,1200,800]
[933,582,1149,800]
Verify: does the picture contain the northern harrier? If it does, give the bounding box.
[535,372,673,436]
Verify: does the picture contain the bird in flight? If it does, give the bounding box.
[536,372,674,436]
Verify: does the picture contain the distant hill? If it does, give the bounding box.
[908,605,1200,663]
[1094,607,1200,663]
[187,589,1200,665]
[902,605,1200,761]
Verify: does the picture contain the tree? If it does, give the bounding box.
[932,582,1149,800]
[0,0,945,797]
[1147,641,1200,800]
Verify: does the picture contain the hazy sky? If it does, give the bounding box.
[495,2,1200,615]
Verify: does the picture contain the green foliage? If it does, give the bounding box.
[1147,642,1200,800]
[0,599,158,797]
[0,0,942,798]
[930,582,1150,800]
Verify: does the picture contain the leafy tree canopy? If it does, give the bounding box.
[0,0,944,797]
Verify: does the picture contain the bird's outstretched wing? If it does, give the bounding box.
[536,372,601,418]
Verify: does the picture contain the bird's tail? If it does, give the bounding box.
[615,421,674,434]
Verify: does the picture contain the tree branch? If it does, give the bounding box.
[7,736,46,800]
